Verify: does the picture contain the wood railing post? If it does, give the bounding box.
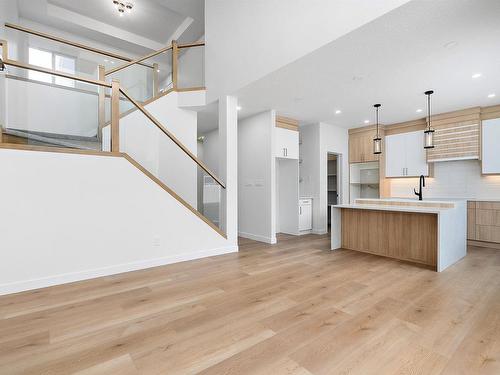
[172,40,178,90]
[111,80,120,152]
[97,64,105,140]
[152,63,159,96]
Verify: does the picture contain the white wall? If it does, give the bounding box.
[205,0,411,101]
[389,159,500,200]
[119,91,198,208]
[197,128,219,218]
[299,122,349,234]
[0,148,236,295]
[238,110,276,243]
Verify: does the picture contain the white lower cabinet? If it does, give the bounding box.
[385,131,429,177]
[299,198,312,231]
[482,118,500,174]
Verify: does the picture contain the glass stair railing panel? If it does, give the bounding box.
[1,64,110,151]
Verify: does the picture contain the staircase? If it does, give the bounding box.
[0,24,223,231]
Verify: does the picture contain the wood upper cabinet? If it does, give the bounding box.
[385,131,429,177]
[349,129,378,163]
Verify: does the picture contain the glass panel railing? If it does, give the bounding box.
[1,64,109,151]
[5,25,125,86]
[177,44,204,89]
[105,48,173,104]
[114,92,224,233]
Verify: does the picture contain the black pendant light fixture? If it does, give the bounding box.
[373,103,382,154]
[424,90,435,149]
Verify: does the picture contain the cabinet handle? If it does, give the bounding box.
[300,206,302,215]
[286,148,288,157]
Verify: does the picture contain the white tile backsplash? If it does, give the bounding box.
[389,160,500,200]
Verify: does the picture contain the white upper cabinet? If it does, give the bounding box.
[482,118,500,174]
[275,127,299,159]
[385,131,429,177]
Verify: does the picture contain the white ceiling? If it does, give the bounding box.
[16,0,204,56]
[235,0,500,129]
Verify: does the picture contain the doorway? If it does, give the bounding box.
[327,153,341,230]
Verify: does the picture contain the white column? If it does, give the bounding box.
[218,95,238,247]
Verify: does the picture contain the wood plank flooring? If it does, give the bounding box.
[1,234,499,374]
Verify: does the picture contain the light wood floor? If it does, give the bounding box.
[1,234,500,375]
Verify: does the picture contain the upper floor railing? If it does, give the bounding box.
[0,29,223,237]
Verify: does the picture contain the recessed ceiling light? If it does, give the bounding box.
[416,109,423,113]
[488,93,496,98]
[335,110,342,115]
[237,106,242,111]
[472,73,482,79]
[156,69,160,73]
[364,120,370,124]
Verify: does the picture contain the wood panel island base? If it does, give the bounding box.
[331,199,467,271]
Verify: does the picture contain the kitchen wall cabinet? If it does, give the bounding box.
[275,127,299,159]
[482,118,500,174]
[349,129,378,163]
[385,131,429,177]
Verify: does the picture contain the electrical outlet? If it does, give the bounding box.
[152,236,161,247]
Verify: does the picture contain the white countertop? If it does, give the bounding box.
[333,198,463,214]
[333,203,449,214]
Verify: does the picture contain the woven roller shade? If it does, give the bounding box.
[426,108,481,162]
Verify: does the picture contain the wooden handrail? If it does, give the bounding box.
[105,45,173,76]
[119,87,226,189]
[4,59,112,88]
[4,23,153,69]
[178,42,205,49]
[104,41,205,77]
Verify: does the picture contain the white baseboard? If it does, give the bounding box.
[239,231,277,244]
[0,245,238,296]
[313,228,328,235]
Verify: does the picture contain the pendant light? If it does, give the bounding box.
[373,103,382,154]
[424,90,435,149]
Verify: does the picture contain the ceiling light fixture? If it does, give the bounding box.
[373,104,382,155]
[335,110,342,114]
[364,120,370,124]
[472,73,482,79]
[416,109,423,113]
[424,90,435,149]
[113,1,133,16]
[488,93,496,98]
[237,106,242,111]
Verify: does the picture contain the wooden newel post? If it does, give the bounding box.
[172,40,178,90]
[111,80,120,152]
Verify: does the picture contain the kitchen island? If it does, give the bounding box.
[331,199,467,271]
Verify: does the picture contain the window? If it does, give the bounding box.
[28,47,76,87]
